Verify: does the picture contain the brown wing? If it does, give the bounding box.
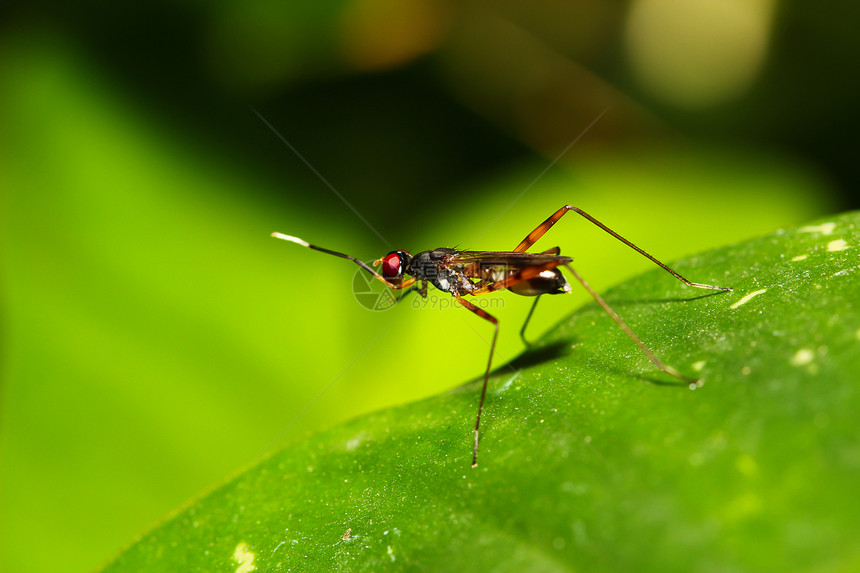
[442,250,572,283]
[449,250,573,267]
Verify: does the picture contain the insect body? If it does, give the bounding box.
[389,248,571,298]
[273,205,732,467]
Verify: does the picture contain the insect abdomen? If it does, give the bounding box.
[507,269,571,296]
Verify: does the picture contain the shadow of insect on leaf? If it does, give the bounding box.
[608,289,729,307]
[454,341,572,390]
[506,340,571,372]
[582,349,703,388]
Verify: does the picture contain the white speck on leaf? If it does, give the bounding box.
[494,371,521,395]
[791,254,808,262]
[730,288,767,309]
[799,222,836,235]
[233,542,256,573]
[827,239,849,252]
[346,432,368,452]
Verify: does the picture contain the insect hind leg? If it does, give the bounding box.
[519,296,541,347]
[563,263,699,385]
[517,246,561,347]
[514,206,731,292]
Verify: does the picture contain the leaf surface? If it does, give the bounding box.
[103,212,860,572]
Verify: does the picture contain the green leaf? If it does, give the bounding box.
[102,211,860,572]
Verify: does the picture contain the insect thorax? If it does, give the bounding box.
[408,248,476,294]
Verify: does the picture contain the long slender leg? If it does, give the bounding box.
[390,284,422,305]
[513,206,732,291]
[389,281,428,308]
[519,296,541,347]
[518,247,559,346]
[454,294,499,468]
[564,263,698,384]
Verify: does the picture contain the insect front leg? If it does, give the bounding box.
[390,282,423,306]
[392,280,428,306]
[371,275,416,290]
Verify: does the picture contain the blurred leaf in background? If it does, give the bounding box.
[0,1,857,572]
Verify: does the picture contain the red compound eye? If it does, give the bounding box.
[381,252,402,278]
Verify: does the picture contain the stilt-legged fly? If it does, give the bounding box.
[273,205,732,467]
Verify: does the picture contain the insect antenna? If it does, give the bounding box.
[271,232,380,276]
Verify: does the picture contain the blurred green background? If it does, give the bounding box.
[1,1,858,572]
